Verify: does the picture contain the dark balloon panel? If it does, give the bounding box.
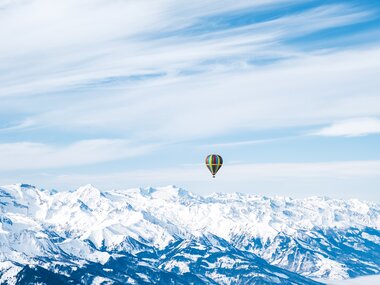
[205,154,223,178]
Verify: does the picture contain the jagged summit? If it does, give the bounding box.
[0,183,379,284]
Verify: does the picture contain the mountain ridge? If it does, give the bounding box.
[0,183,379,284]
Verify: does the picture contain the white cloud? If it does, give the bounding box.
[200,136,296,148]
[0,1,377,144]
[311,118,380,137]
[0,118,36,132]
[0,1,377,201]
[0,1,373,98]
[225,161,380,179]
[2,160,379,200]
[33,160,380,185]
[0,139,155,171]
[0,42,380,146]
[24,45,380,141]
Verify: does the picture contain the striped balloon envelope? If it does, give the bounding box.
[205,154,223,178]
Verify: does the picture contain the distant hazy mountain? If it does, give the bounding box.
[0,184,379,285]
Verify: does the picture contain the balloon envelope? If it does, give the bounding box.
[205,154,223,178]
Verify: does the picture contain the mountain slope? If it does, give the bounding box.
[0,184,379,284]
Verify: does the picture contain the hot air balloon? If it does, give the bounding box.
[205,154,223,178]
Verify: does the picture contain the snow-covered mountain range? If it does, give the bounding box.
[0,184,379,284]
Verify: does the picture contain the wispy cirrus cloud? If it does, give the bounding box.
[0,1,375,98]
[0,0,379,197]
[43,160,380,184]
[17,45,380,141]
[199,136,296,148]
[0,1,377,143]
[11,160,380,199]
[311,118,380,137]
[0,139,155,171]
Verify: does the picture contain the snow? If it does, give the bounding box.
[0,183,379,282]
[163,260,190,273]
[58,238,110,264]
[310,255,349,279]
[274,272,289,279]
[214,256,237,269]
[362,232,380,243]
[126,277,137,284]
[136,272,150,282]
[0,261,21,285]
[91,276,114,285]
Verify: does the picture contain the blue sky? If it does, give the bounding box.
[0,0,380,201]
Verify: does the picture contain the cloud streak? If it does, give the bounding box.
[22,45,380,141]
[311,117,380,137]
[38,160,380,185]
[0,139,155,171]
[1,1,378,143]
[0,1,374,97]
[7,160,377,201]
[0,0,379,198]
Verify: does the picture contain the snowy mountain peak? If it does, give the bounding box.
[74,184,100,196]
[128,185,196,202]
[73,184,102,202]
[0,183,379,284]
